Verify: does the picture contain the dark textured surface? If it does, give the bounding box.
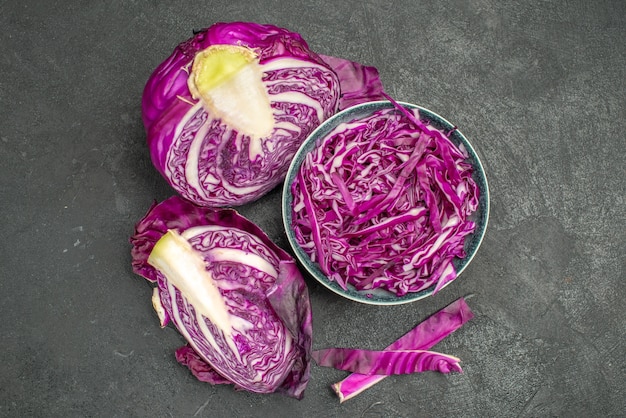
[1,1,624,416]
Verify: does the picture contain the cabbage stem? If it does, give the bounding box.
[148,230,233,339]
[187,45,274,143]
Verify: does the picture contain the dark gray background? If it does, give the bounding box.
[1,1,624,417]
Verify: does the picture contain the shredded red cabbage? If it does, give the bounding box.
[291,102,480,296]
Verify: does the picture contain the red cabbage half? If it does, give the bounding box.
[130,196,313,399]
[142,22,384,207]
[290,101,480,297]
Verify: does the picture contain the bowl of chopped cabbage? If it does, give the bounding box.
[282,100,489,305]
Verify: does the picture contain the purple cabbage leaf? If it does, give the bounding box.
[330,297,474,402]
[312,348,462,375]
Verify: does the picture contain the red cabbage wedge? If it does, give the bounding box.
[142,22,385,207]
[130,196,313,399]
[327,297,474,402]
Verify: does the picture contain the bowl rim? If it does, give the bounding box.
[282,100,490,305]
